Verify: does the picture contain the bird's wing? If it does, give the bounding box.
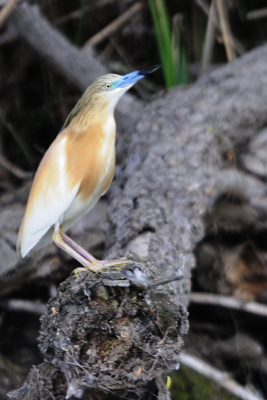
[18,133,80,257]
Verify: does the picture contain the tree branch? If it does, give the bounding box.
[180,352,264,400]
[189,293,267,317]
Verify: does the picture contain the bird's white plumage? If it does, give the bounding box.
[19,136,80,257]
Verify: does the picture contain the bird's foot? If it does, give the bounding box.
[74,258,128,276]
[91,257,128,267]
[74,267,88,277]
[87,257,128,272]
[73,264,110,276]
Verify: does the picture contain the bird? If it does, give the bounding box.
[17,65,160,272]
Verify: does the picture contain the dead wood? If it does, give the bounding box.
[8,257,186,400]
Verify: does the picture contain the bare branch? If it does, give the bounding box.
[247,8,267,21]
[216,0,236,61]
[180,352,264,400]
[201,0,216,74]
[0,299,47,315]
[84,2,144,48]
[189,293,267,317]
[128,271,183,289]
[194,0,245,55]
[0,0,16,27]
[55,6,89,26]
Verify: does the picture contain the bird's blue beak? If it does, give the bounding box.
[113,65,161,89]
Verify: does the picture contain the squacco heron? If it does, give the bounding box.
[17,65,159,272]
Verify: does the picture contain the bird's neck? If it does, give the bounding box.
[67,100,116,137]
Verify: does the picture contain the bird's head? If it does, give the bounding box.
[89,65,161,109]
[64,65,160,130]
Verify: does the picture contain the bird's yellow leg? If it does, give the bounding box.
[53,222,128,272]
[53,224,90,268]
[60,228,97,263]
[59,228,128,268]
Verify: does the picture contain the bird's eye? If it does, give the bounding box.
[104,83,112,90]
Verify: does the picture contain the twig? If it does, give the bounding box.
[102,271,183,289]
[216,0,235,61]
[83,2,144,48]
[56,6,89,26]
[194,0,209,15]
[0,299,47,315]
[95,0,118,6]
[0,0,16,27]
[201,0,216,74]
[129,271,183,289]
[189,293,267,317]
[247,8,267,21]
[0,152,32,179]
[194,0,244,55]
[180,352,264,400]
